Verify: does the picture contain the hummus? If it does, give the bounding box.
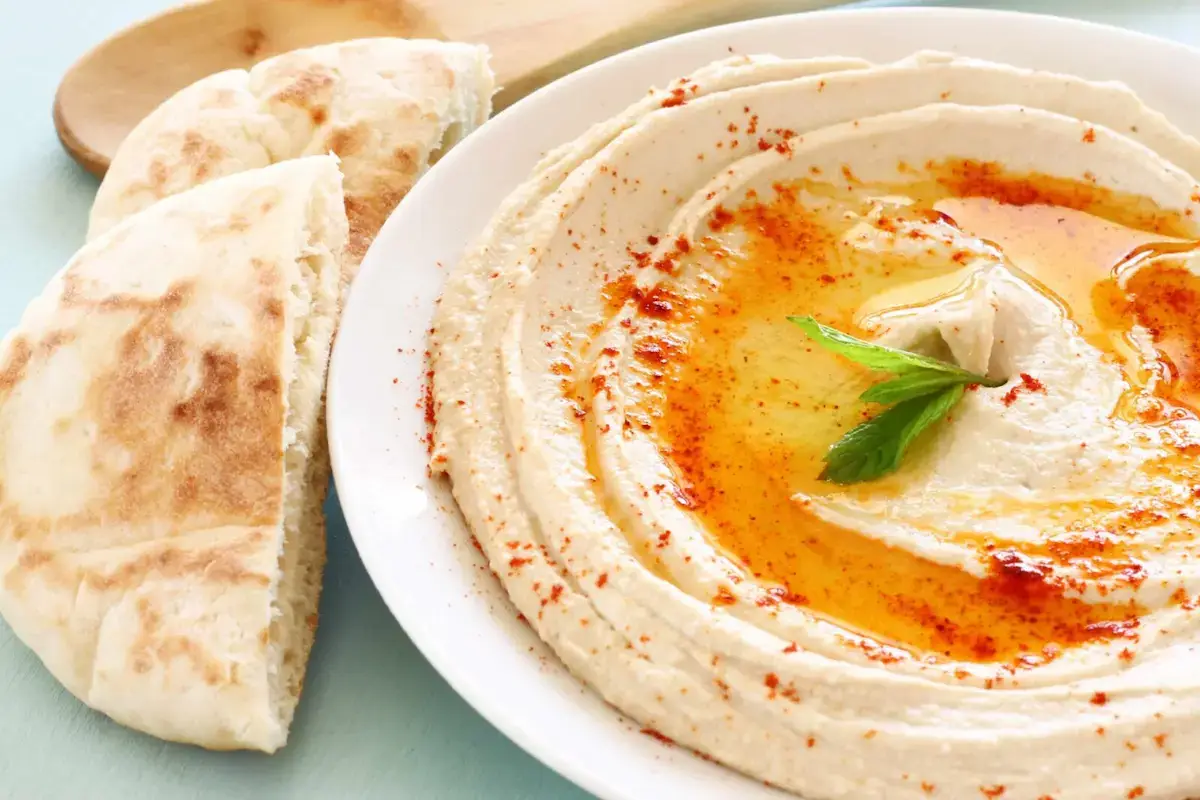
[430,51,1200,799]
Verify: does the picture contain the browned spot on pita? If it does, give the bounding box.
[326,122,369,158]
[10,276,280,538]
[0,337,31,396]
[258,627,270,649]
[393,144,420,173]
[102,284,187,312]
[130,597,229,684]
[172,351,241,434]
[164,347,282,515]
[340,143,424,263]
[205,545,273,586]
[84,291,193,525]
[18,549,53,570]
[206,88,240,110]
[4,548,60,592]
[2,544,72,593]
[0,257,286,548]
[38,330,76,354]
[160,635,227,686]
[149,160,169,194]
[419,52,457,91]
[249,188,284,222]
[8,516,50,544]
[59,272,83,306]
[173,475,199,506]
[205,190,282,241]
[258,259,285,322]
[261,298,284,321]
[273,67,335,127]
[180,131,227,183]
[123,288,184,317]
[344,189,401,263]
[84,538,271,593]
[59,274,192,313]
[135,596,161,636]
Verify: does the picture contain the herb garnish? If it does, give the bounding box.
[788,315,1005,485]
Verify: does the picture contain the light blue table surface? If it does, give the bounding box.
[2,1,1198,798]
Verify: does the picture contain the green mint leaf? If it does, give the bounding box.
[860,371,977,404]
[788,315,1002,386]
[820,384,966,485]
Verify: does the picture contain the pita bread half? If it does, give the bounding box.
[88,38,494,276]
[0,154,348,752]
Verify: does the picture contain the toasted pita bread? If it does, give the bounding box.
[88,38,494,277]
[0,155,347,752]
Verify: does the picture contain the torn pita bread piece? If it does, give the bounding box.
[88,37,494,276]
[0,154,348,752]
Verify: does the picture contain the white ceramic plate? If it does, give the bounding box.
[328,9,1200,799]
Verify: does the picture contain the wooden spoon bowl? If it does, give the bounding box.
[54,0,844,177]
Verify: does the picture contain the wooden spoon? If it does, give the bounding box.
[54,0,844,177]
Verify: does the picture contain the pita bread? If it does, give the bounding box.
[0,155,347,752]
[88,38,494,277]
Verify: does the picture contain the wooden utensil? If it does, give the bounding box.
[54,0,844,177]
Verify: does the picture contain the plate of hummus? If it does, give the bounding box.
[329,8,1200,800]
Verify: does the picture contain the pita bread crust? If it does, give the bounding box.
[89,38,494,274]
[0,156,347,751]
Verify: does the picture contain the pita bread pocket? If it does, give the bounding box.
[88,38,494,278]
[0,154,347,752]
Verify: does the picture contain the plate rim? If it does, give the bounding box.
[328,7,1200,799]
